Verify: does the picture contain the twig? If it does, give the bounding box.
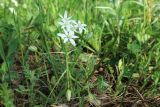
[132,86,149,107]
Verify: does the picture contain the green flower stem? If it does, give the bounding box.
[65,45,71,89]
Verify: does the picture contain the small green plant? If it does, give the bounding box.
[0,83,15,107]
[0,0,160,106]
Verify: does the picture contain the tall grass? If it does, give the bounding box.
[0,0,160,106]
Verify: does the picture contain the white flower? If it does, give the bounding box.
[0,3,4,8]
[59,11,73,30]
[57,11,88,46]
[11,0,18,7]
[76,20,87,34]
[58,30,78,46]
[9,7,16,14]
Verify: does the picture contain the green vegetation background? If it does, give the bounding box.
[0,0,160,107]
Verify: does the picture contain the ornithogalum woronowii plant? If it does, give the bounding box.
[57,11,87,101]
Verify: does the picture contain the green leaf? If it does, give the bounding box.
[134,33,151,43]
[7,37,18,58]
[127,41,141,55]
[28,45,38,52]
[0,39,5,60]
[79,53,97,62]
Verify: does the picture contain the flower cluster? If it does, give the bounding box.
[0,0,18,14]
[9,0,18,14]
[58,11,87,46]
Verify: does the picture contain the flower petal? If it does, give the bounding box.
[64,38,69,43]
[64,11,68,18]
[59,14,63,18]
[63,29,69,35]
[58,33,66,38]
[79,28,83,34]
[58,22,63,26]
[69,39,76,46]
[82,23,87,27]
[72,35,79,39]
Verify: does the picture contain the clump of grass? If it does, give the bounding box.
[0,0,160,107]
[0,83,15,107]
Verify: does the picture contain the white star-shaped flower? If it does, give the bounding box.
[11,0,18,7]
[59,11,74,30]
[76,20,87,34]
[9,7,16,14]
[0,3,4,8]
[58,30,78,46]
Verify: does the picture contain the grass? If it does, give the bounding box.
[0,0,160,107]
